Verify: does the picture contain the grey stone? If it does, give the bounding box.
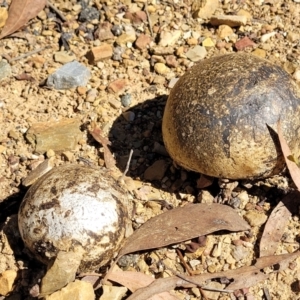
[111,24,123,36]
[79,6,100,22]
[47,61,91,90]
[112,46,124,61]
[186,45,207,62]
[121,94,131,107]
[0,61,12,81]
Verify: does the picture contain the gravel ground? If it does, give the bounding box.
[1,0,300,299]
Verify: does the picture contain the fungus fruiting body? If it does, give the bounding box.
[162,53,300,179]
[18,164,128,272]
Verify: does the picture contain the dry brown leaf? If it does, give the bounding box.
[126,252,300,300]
[107,270,180,300]
[0,0,47,39]
[277,121,300,190]
[89,126,116,169]
[118,203,250,258]
[260,191,300,257]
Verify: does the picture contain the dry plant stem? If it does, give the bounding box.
[176,249,194,275]
[9,46,51,62]
[176,249,208,298]
[144,2,154,37]
[47,0,67,22]
[199,288,209,300]
[118,149,134,183]
[124,149,133,176]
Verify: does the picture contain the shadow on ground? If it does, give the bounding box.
[108,94,205,195]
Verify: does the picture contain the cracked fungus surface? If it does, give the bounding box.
[18,164,128,272]
[162,53,300,179]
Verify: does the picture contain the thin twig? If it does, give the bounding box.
[47,0,67,22]
[163,265,233,294]
[9,46,51,62]
[118,149,134,185]
[176,249,208,299]
[124,149,133,177]
[176,248,194,275]
[144,1,154,37]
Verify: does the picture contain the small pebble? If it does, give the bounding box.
[210,15,247,27]
[217,24,234,39]
[159,30,181,46]
[135,34,152,50]
[186,45,207,62]
[232,245,250,261]
[78,7,100,22]
[244,210,268,227]
[235,37,256,51]
[101,285,127,300]
[202,37,215,47]
[165,55,178,68]
[112,46,124,61]
[46,61,91,90]
[111,24,123,36]
[121,94,131,107]
[54,51,76,64]
[122,111,135,122]
[0,60,12,81]
[154,63,170,75]
[0,270,18,296]
[168,77,179,88]
[144,160,169,181]
[46,149,55,158]
[261,32,276,43]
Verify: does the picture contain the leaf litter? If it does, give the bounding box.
[277,120,300,190]
[117,203,250,258]
[105,121,300,298]
[111,252,300,300]
[258,122,300,257]
[260,190,300,257]
[0,0,47,39]
[89,123,116,169]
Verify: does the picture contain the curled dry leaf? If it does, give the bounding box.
[89,126,116,169]
[0,0,47,39]
[118,203,250,258]
[277,121,300,190]
[126,252,300,300]
[260,191,300,257]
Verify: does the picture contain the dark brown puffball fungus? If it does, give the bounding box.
[162,53,300,179]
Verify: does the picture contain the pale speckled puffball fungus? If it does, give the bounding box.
[18,164,128,272]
